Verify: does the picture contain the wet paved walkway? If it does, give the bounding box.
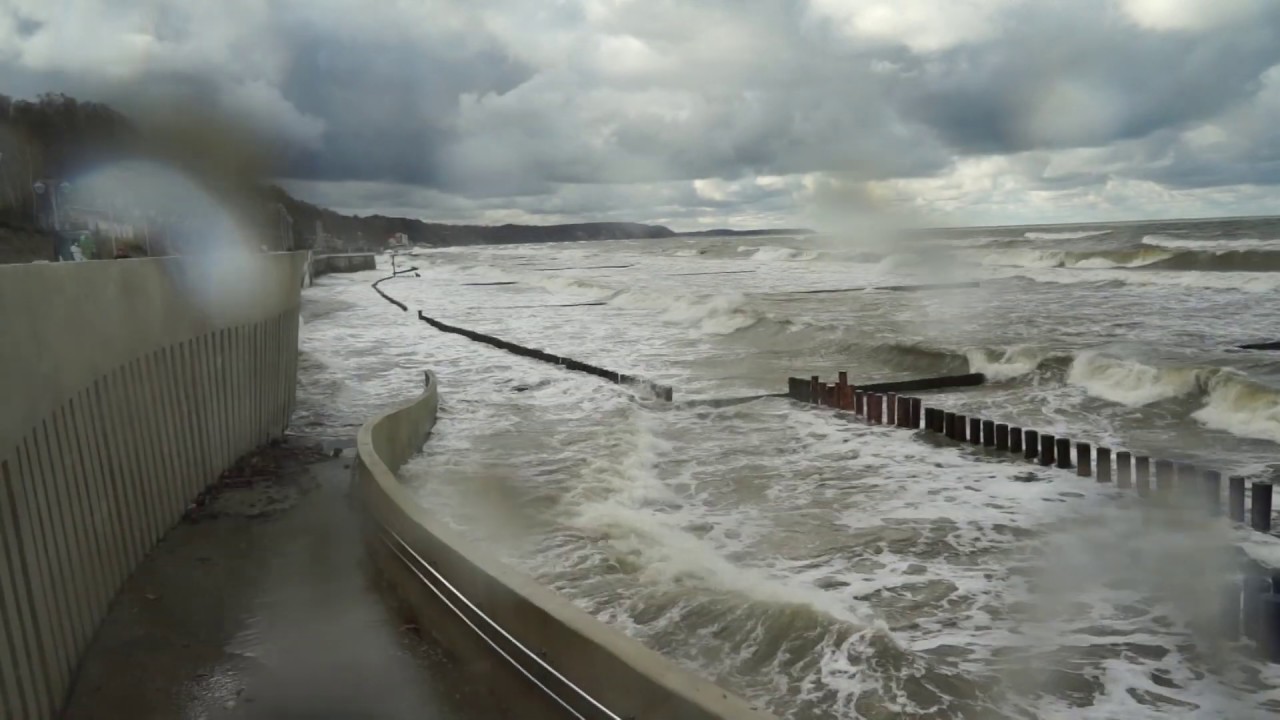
[63,442,565,719]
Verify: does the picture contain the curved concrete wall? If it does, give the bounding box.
[355,373,777,720]
[0,252,308,720]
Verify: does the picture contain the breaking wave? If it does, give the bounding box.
[1023,230,1111,240]
[744,245,819,262]
[607,289,762,335]
[982,248,1172,269]
[1068,351,1280,443]
[1141,234,1280,251]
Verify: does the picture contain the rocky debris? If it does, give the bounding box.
[182,439,332,523]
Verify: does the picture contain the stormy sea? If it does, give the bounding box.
[296,215,1280,719]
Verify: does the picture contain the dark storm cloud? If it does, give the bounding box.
[896,2,1280,154]
[275,24,531,187]
[3,0,1280,225]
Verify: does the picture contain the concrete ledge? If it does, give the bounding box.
[354,372,777,720]
[310,252,377,280]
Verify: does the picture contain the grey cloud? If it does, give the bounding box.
[898,2,1280,154]
[4,0,1280,225]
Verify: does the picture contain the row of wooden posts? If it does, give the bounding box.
[789,371,1280,660]
[788,372,1275,533]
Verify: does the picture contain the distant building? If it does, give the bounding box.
[388,232,410,250]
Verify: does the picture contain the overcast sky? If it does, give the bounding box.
[3,0,1280,230]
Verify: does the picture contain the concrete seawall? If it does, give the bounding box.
[354,372,778,720]
[308,252,377,284]
[0,252,308,719]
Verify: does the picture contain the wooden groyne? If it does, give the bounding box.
[788,371,1280,661]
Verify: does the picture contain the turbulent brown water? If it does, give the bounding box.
[296,216,1280,719]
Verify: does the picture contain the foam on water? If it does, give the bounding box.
[295,231,1280,720]
[746,245,820,262]
[1024,230,1111,240]
[1143,235,1280,251]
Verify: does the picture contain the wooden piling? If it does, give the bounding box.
[840,383,854,411]
[1039,434,1056,467]
[1155,460,1175,496]
[854,390,865,416]
[1204,470,1222,515]
[1223,584,1241,641]
[969,417,981,445]
[1176,463,1200,503]
[896,396,910,428]
[1261,595,1280,662]
[1010,427,1023,454]
[1024,429,1039,461]
[1243,575,1270,642]
[810,376,820,406]
[1251,482,1273,533]
[1116,451,1132,489]
[955,414,968,442]
[1135,456,1151,497]
[995,424,1009,451]
[886,393,898,426]
[982,419,996,447]
[1076,442,1092,478]
[837,372,850,410]
[944,411,957,439]
[1096,447,1112,484]
[1055,437,1072,469]
[1229,476,1247,522]
[910,397,922,429]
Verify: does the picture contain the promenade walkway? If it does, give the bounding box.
[61,441,564,719]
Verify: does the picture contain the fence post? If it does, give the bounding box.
[1076,442,1092,477]
[1116,451,1132,489]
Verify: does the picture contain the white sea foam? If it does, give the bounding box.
[1024,230,1111,240]
[964,346,1045,380]
[1142,234,1280,251]
[296,233,1280,720]
[746,245,819,262]
[1067,351,1204,406]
